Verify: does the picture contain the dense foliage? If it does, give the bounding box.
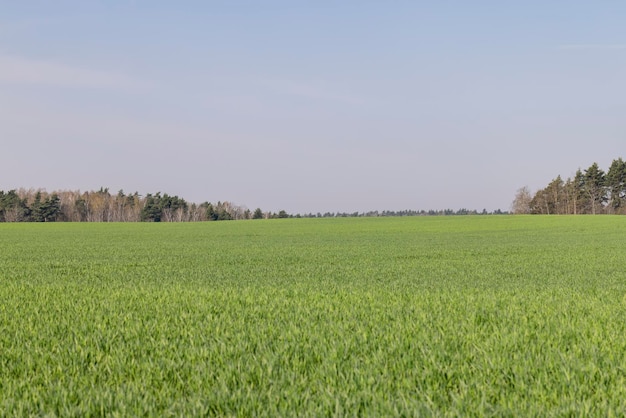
[512,158,626,214]
[2,217,626,415]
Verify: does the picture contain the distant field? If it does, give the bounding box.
[1,216,626,416]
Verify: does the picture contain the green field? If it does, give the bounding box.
[1,216,626,416]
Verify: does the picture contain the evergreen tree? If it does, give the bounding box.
[206,203,217,221]
[607,158,626,213]
[252,208,264,219]
[572,169,586,214]
[215,202,233,220]
[582,162,607,214]
[40,194,61,222]
[141,193,162,222]
[0,190,29,222]
[75,198,88,221]
[30,191,44,222]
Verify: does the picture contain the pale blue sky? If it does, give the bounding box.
[2,1,625,213]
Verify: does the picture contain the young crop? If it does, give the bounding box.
[1,217,626,415]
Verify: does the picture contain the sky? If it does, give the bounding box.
[1,1,625,214]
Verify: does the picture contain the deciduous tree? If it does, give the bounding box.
[512,186,532,214]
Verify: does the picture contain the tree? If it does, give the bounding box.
[571,169,586,214]
[252,208,264,219]
[582,162,607,215]
[89,187,112,221]
[206,203,217,221]
[530,176,567,215]
[75,197,88,221]
[40,194,61,222]
[562,177,581,215]
[188,203,205,221]
[214,202,233,220]
[547,176,566,214]
[607,158,626,214]
[113,190,127,221]
[124,192,142,222]
[530,187,549,214]
[511,186,532,214]
[141,193,162,222]
[0,190,29,222]
[160,194,188,222]
[30,191,44,222]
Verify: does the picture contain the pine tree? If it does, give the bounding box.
[583,162,607,214]
[252,208,264,219]
[607,158,626,213]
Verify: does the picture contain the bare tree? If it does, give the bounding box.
[511,186,532,214]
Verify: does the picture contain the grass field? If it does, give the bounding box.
[1,216,626,416]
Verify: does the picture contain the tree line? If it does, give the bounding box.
[0,188,266,222]
[297,208,506,218]
[0,187,511,222]
[512,158,626,215]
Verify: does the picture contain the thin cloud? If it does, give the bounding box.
[0,54,149,89]
[558,44,626,51]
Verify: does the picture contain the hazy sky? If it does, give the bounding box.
[2,1,625,213]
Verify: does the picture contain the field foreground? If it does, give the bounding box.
[1,216,626,416]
